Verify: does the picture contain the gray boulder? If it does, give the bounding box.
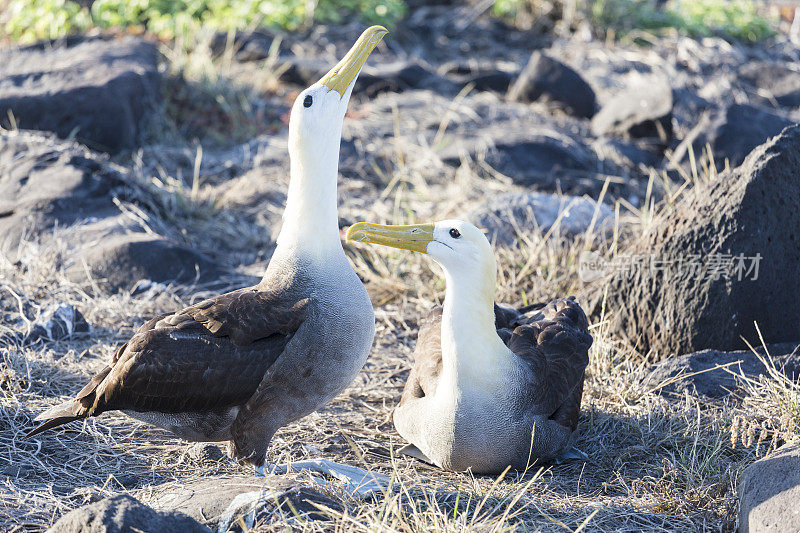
[0,36,161,153]
[739,441,800,532]
[67,233,220,292]
[646,343,800,399]
[467,192,614,245]
[143,476,341,530]
[438,128,599,190]
[739,61,800,108]
[591,77,673,142]
[48,494,210,533]
[588,125,800,358]
[0,131,125,253]
[508,52,596,118]
[0,131,223,291]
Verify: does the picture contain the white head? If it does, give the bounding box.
[288,25,387,176]
[278,26,387,256]
[346,219,498,304]
[287,83,351,178]
[347,219,510,383]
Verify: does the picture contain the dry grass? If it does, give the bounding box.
[1,82,797,533]
[0,141,800,531]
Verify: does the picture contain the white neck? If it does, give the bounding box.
[438,261,514,392]
[272,121,345,267]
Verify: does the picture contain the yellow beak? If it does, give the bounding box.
[346,222,435,254]
[319,25,388,97]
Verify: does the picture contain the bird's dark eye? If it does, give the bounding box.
[303,95,313,108]
[449,228,461,239]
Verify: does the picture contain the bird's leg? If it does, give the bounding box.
[235,420,388,497]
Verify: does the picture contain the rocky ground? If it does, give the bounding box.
[1,5,799,532]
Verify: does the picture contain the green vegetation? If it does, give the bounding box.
[592,0,775,43]
[2,0,92,43]
[3,0,776,45]
[492,0,776,43]
[2,0,406,43]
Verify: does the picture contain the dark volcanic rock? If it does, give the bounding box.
[438,129,598,188]
[0,36,161,153]
[739,442,800,533]
[0,131,226,291]
[593,138,662,170]
[278,56,329,86]
[508,52,596,118]
[466,192,614,245]
[0,131,125,252]
[591,78,673,142]
[646,343,800,399]
[356,61,456,97]
[280,57,453,97]
[144,476,342,530]
[442,62,518,93]
[48,494,210,533]
[588,125,800,358]
[184,442,226,464]
[68,234,220,291]
[463,70,515,93]
[709,104,794,170]
[739,61,800,108]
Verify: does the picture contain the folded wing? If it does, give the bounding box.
[504,297,592,425]
[73,287,311,418]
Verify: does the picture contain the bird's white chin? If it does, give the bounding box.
[426,241,454,262]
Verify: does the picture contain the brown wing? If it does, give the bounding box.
[77,286,312,416]
[398,307,444,405]
[494,302,546,343]
[506,297,591,429]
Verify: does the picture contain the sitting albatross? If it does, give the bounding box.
[27,27,387,482]
[347,219,592,474]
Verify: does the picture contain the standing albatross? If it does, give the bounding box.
[347,219,592,474]
[27,27,387,480]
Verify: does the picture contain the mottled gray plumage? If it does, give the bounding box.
[394,297,591,474]
[27,255,374,467]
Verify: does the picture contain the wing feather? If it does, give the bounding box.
[79,286,312,416]
[507,297,591,420]
[397,307,443,405]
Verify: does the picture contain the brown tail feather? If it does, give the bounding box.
[27,365,109,439]
[25,399,87,438]
[25,415,83,438]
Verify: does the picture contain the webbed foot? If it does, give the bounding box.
[275,458,389,498]
[553,446,588,464]
[398,443,434,464]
